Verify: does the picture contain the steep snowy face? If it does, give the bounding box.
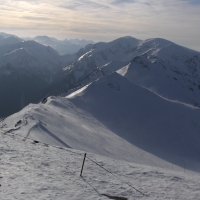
[66,73,200,170]
[62,36,141,89]
[118,38,200,107]
[63,36,200,107]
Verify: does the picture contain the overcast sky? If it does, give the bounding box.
[0,0,200,51]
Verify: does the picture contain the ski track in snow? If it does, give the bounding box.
[1,132,200,200]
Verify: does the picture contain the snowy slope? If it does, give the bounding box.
[2,73,200,173]
[117,38,200,107]
[0,95,172,170]
[1,128,200,199]
[62,36,141,90]
[63,37,200,108]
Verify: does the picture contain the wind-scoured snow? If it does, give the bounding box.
[1,131,200,200]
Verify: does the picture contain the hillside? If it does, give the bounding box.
[117,38,200,107]
[1,35,200,176]
[63,37,200,108]
[2,73,200,173]
[1,35,200,117]
[0,40,79,118]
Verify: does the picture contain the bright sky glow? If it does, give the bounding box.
[0,0,200,51]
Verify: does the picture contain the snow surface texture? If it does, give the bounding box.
[2,73,200,174]
[1,132,200,200]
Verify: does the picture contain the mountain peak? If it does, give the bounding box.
[0,35,24,47]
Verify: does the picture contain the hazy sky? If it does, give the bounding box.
[0,0,200,51]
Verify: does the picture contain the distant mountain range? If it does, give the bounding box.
[63,36,200,108]
[1,32,200,115]
[24,35,94,55]
[0,32,94,55]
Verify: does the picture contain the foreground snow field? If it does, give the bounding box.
[1,132,200,200]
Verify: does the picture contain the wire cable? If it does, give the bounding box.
[86,155,147,196]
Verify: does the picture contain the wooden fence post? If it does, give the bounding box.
[80,153,87,176]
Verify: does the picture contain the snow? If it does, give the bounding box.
[1,97,171,170]
[1,34,200,199]
[78,49,94,61]
[0,38,84,118]
[2,72,200,174]
[67,83,91,98]
[1,131,200,200]
[117,43,200,108]
[62,36,200,111]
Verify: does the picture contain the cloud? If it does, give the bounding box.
[112,0,136,4]
[181,0,200,5]
[0,0,199,51]
[60,0,110,10]
[22,16,50,21]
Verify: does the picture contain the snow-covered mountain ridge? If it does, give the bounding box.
[2,34,200,177]
[2,72,200,173]
[64,37,200,107]
[117,38,200,107]
[1,34,199,118]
